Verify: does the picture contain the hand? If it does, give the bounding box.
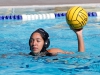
[72,28,83,35]
[65,51,74,54]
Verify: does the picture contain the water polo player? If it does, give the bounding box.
[29,28,84,56]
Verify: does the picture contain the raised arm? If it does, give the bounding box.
[74,29,85,52]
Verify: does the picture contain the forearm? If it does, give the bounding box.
[76,33,85,52]
[48,48,73,55]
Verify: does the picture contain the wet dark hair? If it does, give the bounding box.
[29,28,50,52]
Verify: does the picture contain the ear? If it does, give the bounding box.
[44,39,50,48]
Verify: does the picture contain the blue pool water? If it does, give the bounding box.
[0,17,100,75]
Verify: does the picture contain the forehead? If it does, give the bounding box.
[31,32,42,38]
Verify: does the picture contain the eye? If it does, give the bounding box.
[30,38,34,42]
[37,40,41,42]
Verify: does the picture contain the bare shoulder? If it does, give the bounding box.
[47,48,64,54]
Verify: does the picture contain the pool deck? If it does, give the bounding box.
[0,0,100,15]
[0,0,100,6]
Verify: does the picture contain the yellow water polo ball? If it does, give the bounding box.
[66,6,88,29]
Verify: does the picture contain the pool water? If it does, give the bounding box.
[0,17,100,75]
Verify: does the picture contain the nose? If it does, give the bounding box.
[31,40,37,46]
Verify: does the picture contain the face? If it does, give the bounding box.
[29,32,44,54]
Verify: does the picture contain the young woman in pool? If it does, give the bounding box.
[29,28,84,56]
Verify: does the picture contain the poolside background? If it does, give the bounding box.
[0,0,100,6]
[0,0,100,16]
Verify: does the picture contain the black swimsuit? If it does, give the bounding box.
[29,51,53,56]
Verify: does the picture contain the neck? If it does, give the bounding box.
[29,52,47,56]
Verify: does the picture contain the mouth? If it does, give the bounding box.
[32,47,38,51]
[31,46,38,52]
